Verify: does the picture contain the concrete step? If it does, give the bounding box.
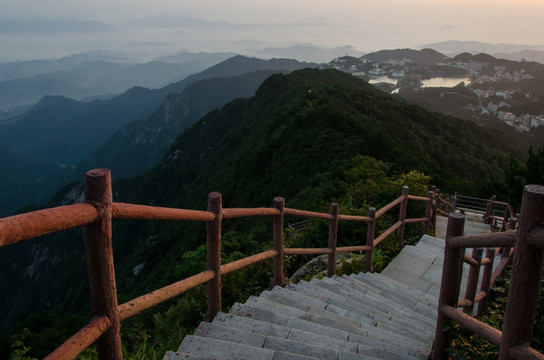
[229,300,428,353]
[176,335,274,360]
[348,274,437,319]
[318,275,436,329]
[345,278,436,323]
[290,278,433,342]
[266,283,433,338]
[357,270,438,307]
[363,272,439,305]
[164,352,215,360]
[167,230,489,359]
[213,312,291,339]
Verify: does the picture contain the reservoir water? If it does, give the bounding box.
[369,76,472,88]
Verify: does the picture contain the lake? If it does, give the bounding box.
[369,76,472,88]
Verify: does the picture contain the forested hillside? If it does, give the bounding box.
[0,68,518,358]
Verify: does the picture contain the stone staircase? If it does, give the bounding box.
[164,216,496,360]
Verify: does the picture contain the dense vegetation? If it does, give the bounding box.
[0,68,523,358]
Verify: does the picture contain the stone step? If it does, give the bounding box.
[164,352,216,360]
[279,279,428,329]
[194,322,266,347]
[229,301,429,353]
[354,271,438,308]
[176,335,274,360]
[332,276,436,329]
[418,234,445,250]
[348,274,437,319]
[319,275,436,327]
[293,277,426,323]
[363,272,439,305]
[166,229,497,359]
[195,322,367,359]
[265,284,433,338]
[213,312,291,339]
[289,279,433,342]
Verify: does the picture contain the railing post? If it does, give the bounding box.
[84,169,122,360]
[430,212,465,360]
[365,207,376,273]
[206,192,222,320]
[501,217,517,262]
[273,197,285,286]
[424,190,434,234]
[452,192,458,212]
[463,248,483,314]
[499,185,544,359]
[485,195,496,225]
[501,205,510,232]
[327,203,339,277]
[397,186,409,247]
[477,248,496,317]
[431,186,438,230]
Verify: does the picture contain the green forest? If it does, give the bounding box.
[0,68,542,359]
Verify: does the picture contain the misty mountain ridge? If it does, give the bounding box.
[0,18,115,34]
[0,56,226,111]
[0,55,317,215]
[420,40,544,63]
[362,48,448,64]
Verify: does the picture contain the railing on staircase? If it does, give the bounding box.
[435,190,516,231]
[0,169,436,360]
[430,185,544,360]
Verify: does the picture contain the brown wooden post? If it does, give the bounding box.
[430,212,465,360]
[499,185,544,360]
[206,192,222,320]
[424,190,434,234]
[507,217,517,230]
[84,169,122,360]
[501,205,510,232]
[463,248,483,314]
[501,217,517,262]
[273,197,285,286]
[476,248,496,317]
[365,207,376,273]
[431,187,438,230]
[397,186,409,247]
[485,195,496,225]
[327,203,339,277]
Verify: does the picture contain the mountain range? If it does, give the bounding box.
[0,55,317,216]
[0,51,240,114]
[420,40,544,63]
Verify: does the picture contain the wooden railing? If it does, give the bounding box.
[435,190,516,232]
[0,169,436,360]
[451,193,516,231]
[430,184,544,360]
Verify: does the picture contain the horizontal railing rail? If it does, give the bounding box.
[430,185,544,360]
[0,169,437,360]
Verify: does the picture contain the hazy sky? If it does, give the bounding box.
[1,0,543,61]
